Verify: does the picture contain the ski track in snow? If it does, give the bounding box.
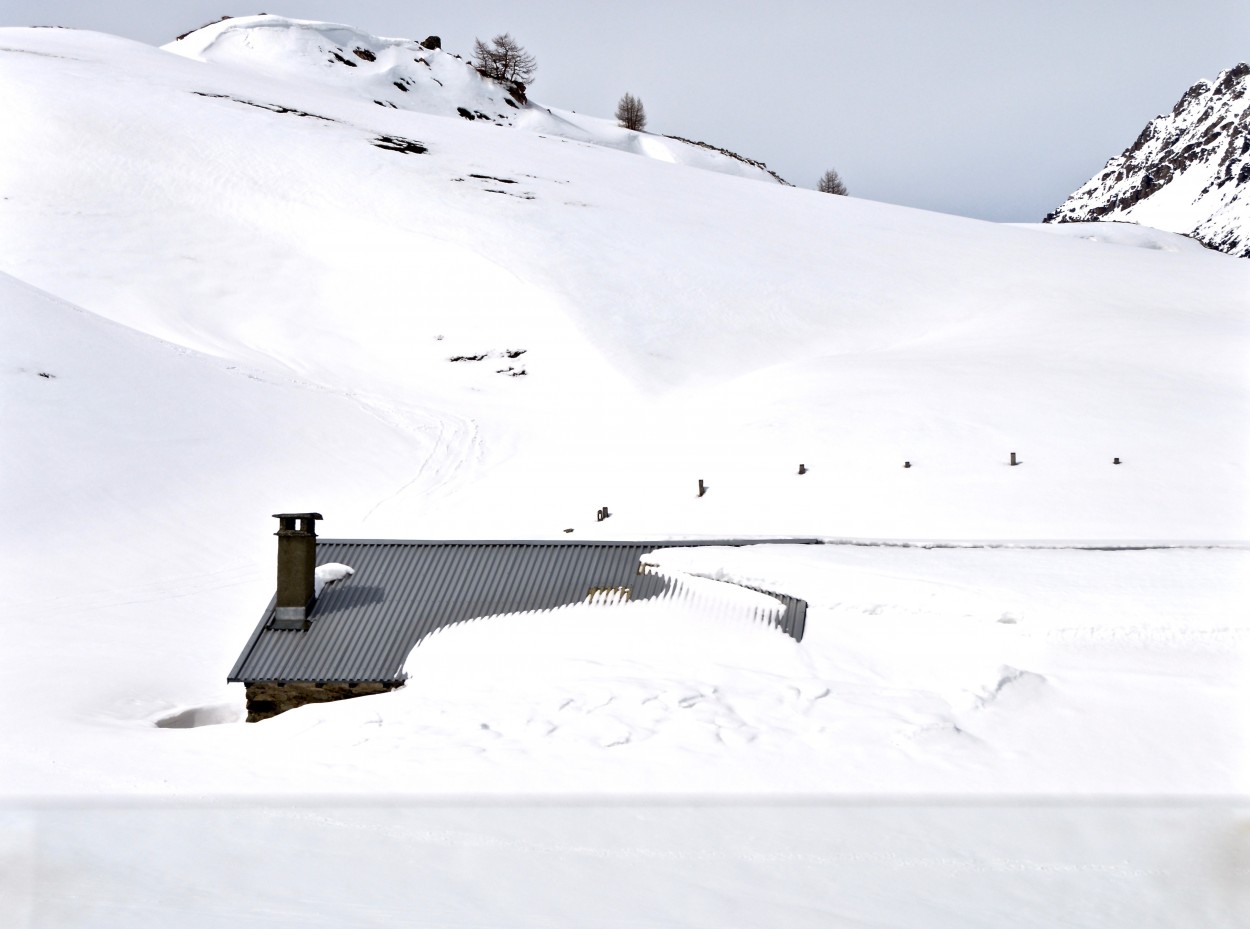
[352,399,484,521]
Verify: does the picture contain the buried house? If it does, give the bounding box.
[229,514,815,721]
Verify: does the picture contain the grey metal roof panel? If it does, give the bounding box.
[229,539,816,684]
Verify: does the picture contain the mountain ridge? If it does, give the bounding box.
[1045,63,1250,257]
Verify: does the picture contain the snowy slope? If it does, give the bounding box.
[4,24,1246,545]
[1046,63,1250,257]
[0,270,435,773]
[163,14,789,185]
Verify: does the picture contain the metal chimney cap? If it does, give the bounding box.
[273,513,323,535]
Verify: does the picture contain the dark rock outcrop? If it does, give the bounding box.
[1045,64,1249,258]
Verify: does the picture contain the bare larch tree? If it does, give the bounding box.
[471,33,537,86]
[615,93,647,131]
[818,168,848,196]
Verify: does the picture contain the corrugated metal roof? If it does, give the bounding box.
[229,539,817,684]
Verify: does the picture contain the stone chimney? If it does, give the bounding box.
[271,513,322,630]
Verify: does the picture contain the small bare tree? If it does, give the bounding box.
[817,167,848,196]
[471,33,537,86]
[615,93,647,131]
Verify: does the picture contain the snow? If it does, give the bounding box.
[6,802,1246,929]
[1,16,1248,927]
[162,14,786,184]
[313,562,354,597]
[1015,220,1213,253]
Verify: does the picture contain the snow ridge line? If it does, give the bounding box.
[813,539,1249,551]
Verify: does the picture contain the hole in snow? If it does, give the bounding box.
[155,703,244,728]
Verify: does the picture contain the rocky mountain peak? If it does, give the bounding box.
[1045,63,1250,257]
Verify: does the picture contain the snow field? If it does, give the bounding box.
[5,801,1247,929]
[1,17,1248,925]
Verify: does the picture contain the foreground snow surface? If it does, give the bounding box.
[1,19,1249,926]
[5,801,1247,929]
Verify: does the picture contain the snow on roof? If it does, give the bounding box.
[229,539,815,684]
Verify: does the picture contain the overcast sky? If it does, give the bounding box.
[7,1,1249,221]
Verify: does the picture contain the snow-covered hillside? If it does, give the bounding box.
[164,14,789,184]
[4,22,1246,543]
[1046,63,1250,257]
[1,17,1248,927]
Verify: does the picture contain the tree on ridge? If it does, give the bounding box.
[615,93,647,131]
[472,33,537,86]
[818,168,848,196]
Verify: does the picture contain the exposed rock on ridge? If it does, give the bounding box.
[1045,63,1250,257]
[163,13,786,186]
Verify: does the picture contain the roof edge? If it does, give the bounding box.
[316,538,825,546]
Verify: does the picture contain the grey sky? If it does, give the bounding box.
[7,1,1248,221]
